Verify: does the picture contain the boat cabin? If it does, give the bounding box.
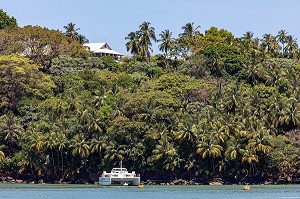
[111,168,128,173]
[99,162,140,186]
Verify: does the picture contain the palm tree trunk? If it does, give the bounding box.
[212,158,215,177]
[61,150,64,178]
[51,149,56,178]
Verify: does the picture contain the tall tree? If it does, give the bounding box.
[63,22,88,44]
[0,112,24,147]
[285,35,298,58]
[137,21,157,61]
[63,22,80,40]
[261,33,279,56]
[277,30,288,55]
[179,22,200,38]
[152,133,178,171]
[0,26,90,66]
[241,31,254,55]
[0,145,5,162]
[158,29,173,65]
[125,31,140,56]
[0,55,55,112]
[78,34,89,44]
[71,134,90,158]
[0,9,17,29]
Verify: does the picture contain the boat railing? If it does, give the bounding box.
[101,168,140,178]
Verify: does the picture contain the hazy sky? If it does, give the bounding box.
[1,0,300,55]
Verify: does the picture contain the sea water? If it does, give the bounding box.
[0,184,299,199]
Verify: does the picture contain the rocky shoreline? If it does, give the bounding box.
[0,176,298,185]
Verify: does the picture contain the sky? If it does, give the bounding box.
[1,0,300,55]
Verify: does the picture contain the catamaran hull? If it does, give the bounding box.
[99,177,140,186]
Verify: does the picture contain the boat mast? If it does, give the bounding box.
[120,160,122,171]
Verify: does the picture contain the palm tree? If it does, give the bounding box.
[174,119,198,144]
[63,22,80,41]
[63,22,88,44]
[248,125,273,155]
[269,95,286,128]
[27,129,44,152]
[197,136,223,159]
[0,145,5,162]
[65,92,80,115]
[137,21,157,61]
[0,112,24,147]
[179,22,200,38]
[93,88,108,108]
[158,29,173,66]
[104,142,126,162]
[242,31,254,41]
[261,34,280,56]
[44,131,58,177]
[243,61,265,85]
[279,98,300,127]
[87,110,102,134]
[222,82,242,113]
[90,136,107,155]
[210,120,230,143]
[77,34,89,44]
[261,34,272,54]
[56,132,67,177]
[265,65,284,86]
[77,106,92,128]
[285,35,298,58]
[71,134,90,158]
[225,130,248,161]
[125,31,140,56]
[277,30,288,55]
[152,133,178,170]
[53,100,67,120]
[197,135,223,175]
[240,31,254,55]
[241,148,259,177]
[272,144,298,177]
[137,97,156,122]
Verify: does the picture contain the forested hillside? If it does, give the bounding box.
[1,10,300,184]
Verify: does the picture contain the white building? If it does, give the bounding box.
[84,42,123,60]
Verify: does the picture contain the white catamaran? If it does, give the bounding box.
[99,161,140,186]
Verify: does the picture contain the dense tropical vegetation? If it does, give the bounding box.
[1,11,300,184]
[0,9,17,29]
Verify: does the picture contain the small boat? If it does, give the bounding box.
[123,182,128,186]
[243,185,250,190]
[138,184,144,188]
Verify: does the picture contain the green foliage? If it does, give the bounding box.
[125,22,156,61]
[100,56,121,71]
[1,23,300,184]
[268,135,299,180]
[179,54,209,78]
[0,10,17,29]
[0,54,55,113]
[63,22,89,44]
[127,61,164,79]
[50,55,104,75]
[0,26,89,66]
[203,44,244,77]
[205,27,234,41]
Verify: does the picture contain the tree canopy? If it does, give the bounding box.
[1,17,300,185]
[0,9,17,29]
